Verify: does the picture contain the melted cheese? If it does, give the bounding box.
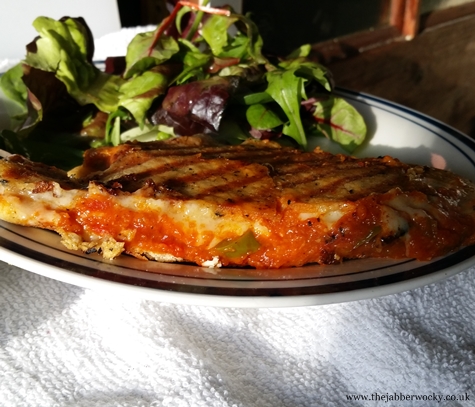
[298,202,352,228]
[0,181,80,228]
[119,193,252,248]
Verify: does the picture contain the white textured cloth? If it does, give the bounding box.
[1,260,475,407]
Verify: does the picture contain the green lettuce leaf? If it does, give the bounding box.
[202,10,267,64]
[232,13,267,64]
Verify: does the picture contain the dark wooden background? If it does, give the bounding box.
[326,14,475,138]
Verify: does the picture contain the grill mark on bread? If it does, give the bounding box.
[75,139,455,204]
[96,154,273,200]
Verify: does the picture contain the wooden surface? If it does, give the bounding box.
[326,14,475,137]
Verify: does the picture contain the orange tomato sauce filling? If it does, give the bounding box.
[53,187,474,269]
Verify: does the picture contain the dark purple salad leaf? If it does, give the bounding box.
[19,65,102,161]
[105,56,126,75]
[21,66,85,132]
[149,75,240,135]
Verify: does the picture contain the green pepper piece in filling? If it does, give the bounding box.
[214,230,261,259]
[353,226,382,250]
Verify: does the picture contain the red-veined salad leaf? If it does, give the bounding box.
[246,103,283,130]
[312,96,367,152]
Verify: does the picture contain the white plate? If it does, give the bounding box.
[1,88,475,308]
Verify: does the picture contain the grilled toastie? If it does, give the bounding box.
[1,136,475,268]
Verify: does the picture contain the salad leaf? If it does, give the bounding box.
[312,96,367,152]
[278,43,334,93]
[149,75,239,136]
[118,69,169,126]
[201,13,238,56]
[120,123,174,143]
[25,16,123,113]
[25,16,94,74]
[231,13,267,65]
[246,103,283,130]
[0,64,28,116]
[240,91,273,105]
[0,129,29,156]
[0,129,85,169]
[105,108,131,146]
[265,69,307,148]
[285,44,312,59]
[294,61,333,93]
[19,65,97,141]
[21,139,85,169]
[172,39,211,84]
[279,58,333,93]
[22,67,80,122]
[123,32,180,79]
[219,33,250,60]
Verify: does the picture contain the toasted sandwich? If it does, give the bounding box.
[1,136,475,269]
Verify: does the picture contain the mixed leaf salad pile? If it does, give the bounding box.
[0,1,367,170]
